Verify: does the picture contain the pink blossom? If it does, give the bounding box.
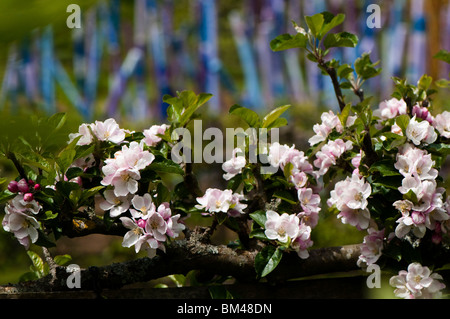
[328,173,371,211]
[2,199,41,249]
[290,223,313,259]
[297,187,321,214]
[357,228,385,267]
[101,142,155,196]
[390,263,445,299]
[69,118,126,145]
[264,210,300,243]
[374,98,407,120]
[337,208,371,230]
[129,193,156,220]
[195,188,247,216]
[314,139,352,175]
[433,111,450,138]
[308,111,343,146]
[94,118,126,144]
[195,188,233,213]
[99,190,131,217]
[412,104,434,124]
[222,148,246,180]
[267,143,291,169]
[143,124,169,147]
[290,171,308,189]
[394,144,437,180]
[406,116,437,145]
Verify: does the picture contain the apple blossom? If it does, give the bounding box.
[99,190,131,218]
[143,124,169,147]
[69,118,126,145]
[308,110,343,146]
[129,193,156,220]
[389,263,445,299]
[357,228,385,267]
[373,98,407,120]
[313,139,352,175]
[222,148,246,180]
[101,141,155,196]
[433,111,450,138]
[394,144,438,180]
[405,116,437,146]
[264,210,300,243]
[290,223,313,259]
[195,188,247,216]
[412,104,434,124]
[328,173,371,211]
[2,201,40,249]
[297,187,321,214]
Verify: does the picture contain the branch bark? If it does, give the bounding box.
[0,228,362,294]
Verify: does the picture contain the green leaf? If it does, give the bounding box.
[179,93,213,126]
[270,33,307,52]
[164,91,212,126]
[209,285,234,299]
[323,32,358,49]
[27,251,46,277]
[369,159,401,176]
[149,159,184,175]
[305,13,324,39]
[395,115,410,135]
[427,143,450,156]
[434,49,450,64]
[54,254,72,266]
[418,74,432,91]
[47,113,67,132]
[249,228,269,241]
[265,117,288,129]
[229,104,261,128]
[262,105,290,128]
[0,190,16,204]
[338,103,352,127]
[255,246,283,278]
[337,63,354,79]
[320,12,345,35]
[249,210,267,228]
[273,190,297,204]
[41,210,58,220]
[354,53,381,80]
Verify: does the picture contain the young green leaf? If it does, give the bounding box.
[433,49,450,64]
[270,33,307,52]
[323,32,358,49]
[320,12,345,35]
[262,105,290,128]
[305,13,324,39]
[255,246,283,278]
[249,210,267,228]
[229,104,261,128]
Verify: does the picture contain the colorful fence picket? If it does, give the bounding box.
[0,0,449,123]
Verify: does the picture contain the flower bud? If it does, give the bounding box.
[7,180,19,193]
[23,193,34,202]
[33,184,41,191]
[137,219,147,229]
[17,179,29,193]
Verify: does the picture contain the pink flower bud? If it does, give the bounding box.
[23,193,34,202]
[33,184,41,191]
[137,219,147,229]
[17,179,29,193]
[7,180,19,193]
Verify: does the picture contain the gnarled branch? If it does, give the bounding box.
[0,226,362,294]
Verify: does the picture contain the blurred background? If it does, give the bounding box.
[0,0,450,289]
